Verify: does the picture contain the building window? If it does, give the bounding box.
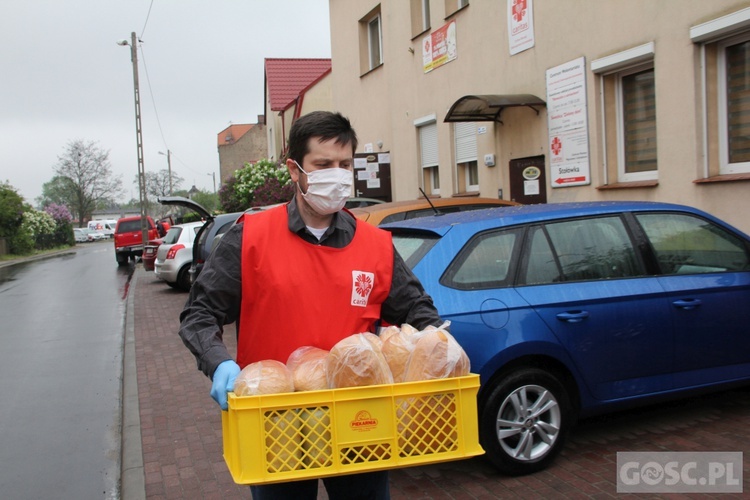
[618,65,657,178]
[418,120,440,195]
[359,7,383,74]
[368,14,382,68]
[591,42,657,184]
[411,0,430,38]
[454,122,478,192]
[691,8,750,177]
[719,33,750,173]
[445,0,468,18]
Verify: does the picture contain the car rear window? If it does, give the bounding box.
[441,228,522,289]
[117,220,141,233]
[391,233,440,268]
[162,227,183,244]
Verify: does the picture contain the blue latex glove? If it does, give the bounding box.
[210,360,241,411]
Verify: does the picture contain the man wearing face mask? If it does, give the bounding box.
[178,111,443,500]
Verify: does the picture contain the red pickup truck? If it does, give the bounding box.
[114,215,159,266]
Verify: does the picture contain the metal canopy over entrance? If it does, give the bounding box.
[444,94,546,123]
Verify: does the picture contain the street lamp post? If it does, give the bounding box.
[118,32,149,247]
[208,171,216,193]
[159,150,173,195]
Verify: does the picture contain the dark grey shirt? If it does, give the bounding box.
[179,198,442,378]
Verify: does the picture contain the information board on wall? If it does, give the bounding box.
[423,20,457,73]
[545,56,591,187]
[508,0,535,55]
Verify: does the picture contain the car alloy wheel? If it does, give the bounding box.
[480,368,572,475]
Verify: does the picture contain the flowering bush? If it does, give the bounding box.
[22,210,56,238]
[219,159,293,212]
[21,209,74,250]
[218,175,244,213]
[253,177,295,206]
[44,203,74,247]
[44,203,73,224]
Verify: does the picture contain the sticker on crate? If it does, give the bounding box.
[350,410,378,431]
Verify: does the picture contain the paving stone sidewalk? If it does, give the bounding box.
[129,267,750,499]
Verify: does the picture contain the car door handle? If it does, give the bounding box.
[672,299,702,310]
[556,311,589,323]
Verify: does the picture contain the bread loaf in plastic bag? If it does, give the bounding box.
[233,359,295,396]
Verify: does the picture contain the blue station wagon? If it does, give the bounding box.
[382,201,750,475]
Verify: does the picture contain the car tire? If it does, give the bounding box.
[176,266,191,292]
[116,253,129,266]
[479,367,573,476]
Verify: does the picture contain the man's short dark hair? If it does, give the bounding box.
[286,111,358,163]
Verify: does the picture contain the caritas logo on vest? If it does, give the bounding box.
[351,271,375,307]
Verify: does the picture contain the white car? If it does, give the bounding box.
[86,228,107,241]
[73,228,89,243]
[153,221,205,291]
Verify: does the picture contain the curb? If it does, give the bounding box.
[0,247,77,268]
[120,266,146,500]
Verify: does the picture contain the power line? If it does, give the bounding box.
[138,45,170,151]
[139,0,155,39]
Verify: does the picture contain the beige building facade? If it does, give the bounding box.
[328,0,750,232]
[217,121,268,183]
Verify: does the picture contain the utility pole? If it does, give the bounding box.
[120,32,149,247]
[208,171,216,193]
[158,150,173,195]
[166,150,173,195]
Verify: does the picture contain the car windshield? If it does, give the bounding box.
[390,232,440,269]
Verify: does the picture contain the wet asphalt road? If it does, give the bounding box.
[0,242,130,500]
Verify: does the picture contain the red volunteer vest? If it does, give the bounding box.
[236,205,394,367]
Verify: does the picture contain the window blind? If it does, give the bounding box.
[420,122,438,167]
[455,122,477,163]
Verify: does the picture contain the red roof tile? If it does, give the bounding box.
[217,124,254,147]
[265,58,332,111]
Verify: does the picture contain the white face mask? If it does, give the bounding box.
[295,160,353,215]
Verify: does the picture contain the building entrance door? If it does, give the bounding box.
[509,155,547,204]
[353,152,392,202]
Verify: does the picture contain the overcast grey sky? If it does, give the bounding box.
[1,0,331,205]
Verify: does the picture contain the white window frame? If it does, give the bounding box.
[691,7,750,177]
[454,122,479,192]
[368,14,383,70]
[417,116,440,195]
[615,62,658,182]
[591,42,657,183]
[718,32,750,174]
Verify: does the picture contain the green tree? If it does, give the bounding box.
[37,176,78,222]
[191,189,219,214]
[0,181,26,239]
[53,139,123,224]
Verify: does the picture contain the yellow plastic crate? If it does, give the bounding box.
[222,374,484,484]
